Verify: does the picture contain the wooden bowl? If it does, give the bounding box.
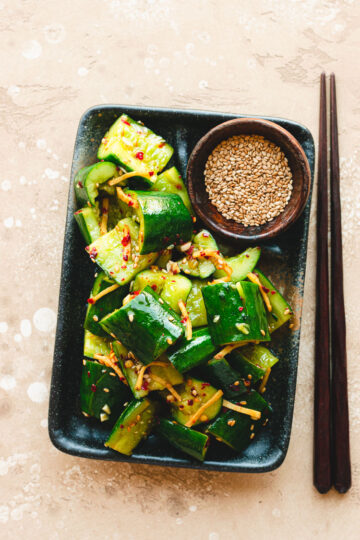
[186,117,311,243]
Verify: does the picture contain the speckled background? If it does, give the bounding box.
[1,1,359,538]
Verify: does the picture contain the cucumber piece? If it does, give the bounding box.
[74,161,117,207]
[213,247,261,281]
[74,206,101,244]
[132,269,192,313]
[132,268,168,294]
[86,218,158,286]
[229,344,279,384]
[100,286,184,364]
[200,358,247,399]
[80,359,131,423]
[151,166,194,215]
[126,190,193,255]
[97,114,173,180]
[167,327,217,373]
[186,279,208,327]
[203,281,271,345]
[253,269,293,332]
[105,398,159,455]
[157,418,209,461]
[83,330,112,359]
[206,390,272,453]
[161,274,192,313]
[169,377,223,427]
[178,230,219,278]
[106,195,124,231]
[112,342,183,399]
[155,249,173,269]
[84,272,127,337]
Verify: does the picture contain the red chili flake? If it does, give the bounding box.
[245,254,249,258]
[87,371,91,378]
[149,171,154,177]
[120,424,125,429]
[116,166,121,171]
[89,247,98,261]
[123,255,129,262]
[202,393,206,396]
[262,285,270,293]
[142,380,149,391]
[271,290,276,295]
[201,382,210,389]
[202,232,209,237]
[135,151,144,160]
[158,142,165,148]
[110,271,114,275]
[133,290,140,296]
[187,245,194,256]
[171,280,176,283]
[121,232,131,247]
[176,184,182,190]
[121,118,130,126]
[179,404,184,409]
[187,399,194,406]
[238,306,244,312]
[151,284,157,291]
[77,181,83,188]
[121,278,125,281]
[161,276,166,280]
[128,200,134,207]
[121,264,127,269]
[74,210,82,215]
[87,298,95,304]
[100,159,104,162]
[91,384,97,392]
[192,216,196,223]
[102,207,108,214]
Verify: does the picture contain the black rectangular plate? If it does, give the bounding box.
[49,105,314,473]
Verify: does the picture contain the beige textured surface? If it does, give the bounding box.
[1,1,360,538]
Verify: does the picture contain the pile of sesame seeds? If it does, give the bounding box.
[204,135,293,227]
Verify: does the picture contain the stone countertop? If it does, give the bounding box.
[0,1,359,538]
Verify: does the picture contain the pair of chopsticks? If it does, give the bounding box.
[314,73,351,494]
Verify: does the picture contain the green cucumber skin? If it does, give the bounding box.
[84,272,127,337]
[186,279,208,327]
[157,418,209,461]
[80,360,131,423]
[200,358,247,399]
[203,281,270,346]
[100,286,184,364]
[83,330,112,359]
[170,377,222,427]
[214,247,261,281]
[87,218,158,286]
[74,161,117,207]
[105,398,159,456]
[167,327,217,373]
[74,207,101,245]
[127,190,193,255]
[254,269,293,332]
[229,344,279,383]
[206,390,272,452]
[179,230,218,278]
[151,166,194,215]
[97,114,173,177]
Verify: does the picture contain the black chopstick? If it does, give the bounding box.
[330,73,351,493]
[314,72,332,493]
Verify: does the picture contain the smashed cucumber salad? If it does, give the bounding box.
[74,113,293,461]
